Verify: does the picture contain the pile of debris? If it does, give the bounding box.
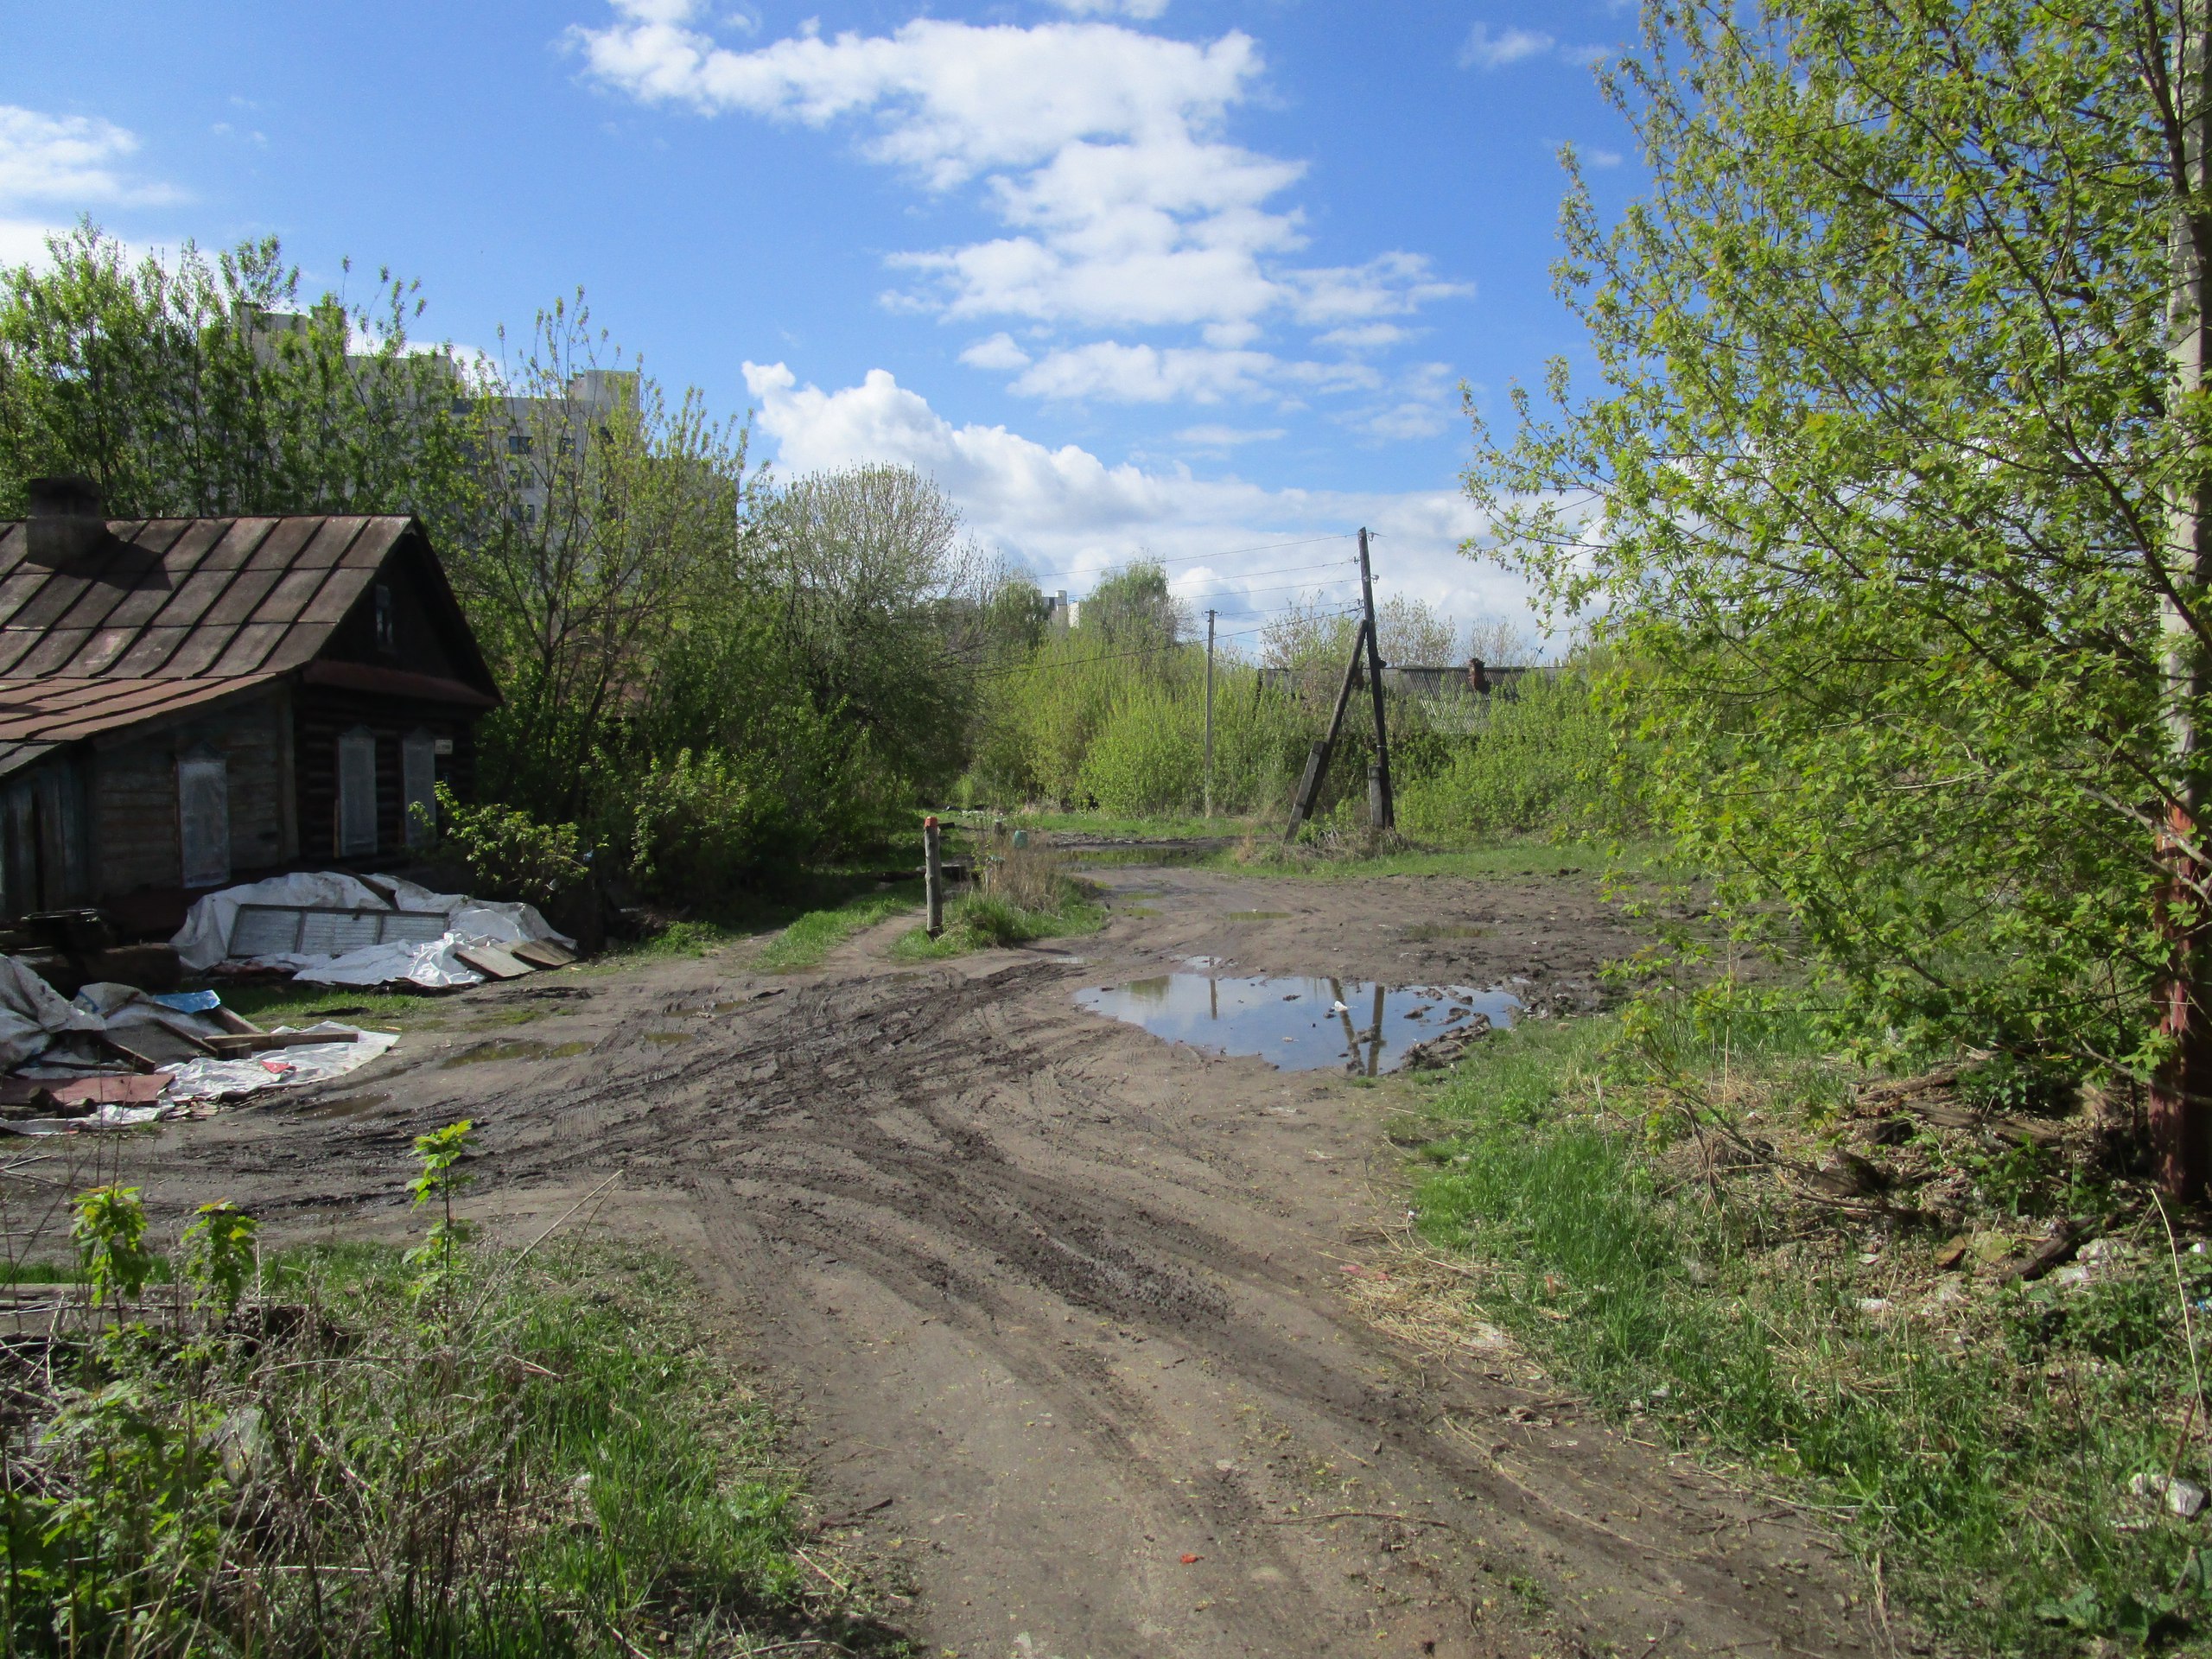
[0,959,396,1134]
[175,872,576,989]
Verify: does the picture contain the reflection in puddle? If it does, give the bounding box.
[1075,974,1520,1075]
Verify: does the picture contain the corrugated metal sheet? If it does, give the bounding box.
[0,515,410,681]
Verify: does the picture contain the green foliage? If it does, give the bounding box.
[69,1184,155,1308]
[1467,2,2198,1069]
[435,783,588,909]
[1395,669,1633,840]
[3,1216,842,1657]
[1417,1014,2212,1654]
[404,1119,476,1303]
[181,1201,258,1316]
[0,224,459,518]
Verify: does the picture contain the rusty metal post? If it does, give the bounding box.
[923,816,944,939]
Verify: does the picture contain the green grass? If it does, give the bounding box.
[1408,1014,2212,1655]
[753,882,922,972]
[213,983,453,1029]
[7,1232,905,1656]
[890,891,1105,961]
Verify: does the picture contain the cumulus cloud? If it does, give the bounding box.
[576,5,1470,394]
[1459,22,1606,71]
[742,359,1532,626]
[1459,24,1555,68]
[1045,0,1171,17]
[1175,424,1285,448]
[959,332,1033,371]
[0,106,180,272]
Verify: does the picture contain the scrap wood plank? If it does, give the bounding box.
[509,938,576,969]
[454,944,535,980]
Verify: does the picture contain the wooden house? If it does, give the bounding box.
[0,479,500,931]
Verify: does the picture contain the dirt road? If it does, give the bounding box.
[136,860,1884,1659]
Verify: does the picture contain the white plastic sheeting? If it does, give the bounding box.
[0,957,105,1069]
[173,873,572,988]
[159,1024,399,1103]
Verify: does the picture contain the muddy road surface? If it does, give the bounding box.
[137,861,1883,1659]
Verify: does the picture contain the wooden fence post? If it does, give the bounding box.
[924,816,944,938]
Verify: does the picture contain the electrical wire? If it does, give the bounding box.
[971,604,1361,678]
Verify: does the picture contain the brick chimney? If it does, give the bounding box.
[26,475,107,563]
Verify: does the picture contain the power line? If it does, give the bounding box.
[972,605,1360,679]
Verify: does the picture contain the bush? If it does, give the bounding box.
[1080,684,1205,815]
[627,747,799,902]
[434,784,589,908]
[1396,671,1632,840]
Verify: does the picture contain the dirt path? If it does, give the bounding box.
[133,861,1884,1659]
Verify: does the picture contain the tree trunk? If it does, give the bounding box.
[2155,1,2212,1198]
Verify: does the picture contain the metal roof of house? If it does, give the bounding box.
[0,514,414,681]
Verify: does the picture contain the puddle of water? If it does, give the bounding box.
[1074,975,1519,1076]
[297,1092,388,1120]
[440,1039,591,1069]
[1225,911,1291,921]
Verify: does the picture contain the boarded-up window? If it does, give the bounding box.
[337,728,378,856]
[402,730,437,849]
[177,749,231,889]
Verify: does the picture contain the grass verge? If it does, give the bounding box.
[754,882,921,972]
[1404,1013,2212,1656]
[890,891,1105,961]
[3,1210,906,1656]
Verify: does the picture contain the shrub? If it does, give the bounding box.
[434,784,588,907]
[1396,671,1633,840]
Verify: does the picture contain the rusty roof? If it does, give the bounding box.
[0,674,284,747]
[0,515,413,681]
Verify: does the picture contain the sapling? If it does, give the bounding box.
[405,1119,477,1309]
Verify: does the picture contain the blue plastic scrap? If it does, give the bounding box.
[150,989,222,1014]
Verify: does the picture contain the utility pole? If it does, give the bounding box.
[2158,3,2212,1198]
[1357,527,1394,830]
[1205,609,1217,820]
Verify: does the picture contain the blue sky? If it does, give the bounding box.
[0,1,1641,651]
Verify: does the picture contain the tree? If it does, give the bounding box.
[1467,2,2209,1178]
[0,223,459,518]
[747,463,994,798]
[1082,559,1190,656]
[434,295,759,820]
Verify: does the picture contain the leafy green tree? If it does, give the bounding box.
[1468,2,2203,1095]
[0,222,460,518]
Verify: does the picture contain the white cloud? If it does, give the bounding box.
[959,332,1033,371]
[1319,322,1411,352]
[0,106,168,205]
[577,6,1469,385]
[0,106,180,271]
[1045,0,1171,17]
[1009,340,1380,405]
[1349,362,1462,442]
[1583,146,1624,168]
[1175,424,1284,447]
[742,359,1533,626]
[1460,23,1556,69]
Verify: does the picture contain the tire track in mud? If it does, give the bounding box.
[137,869,1886,1658]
